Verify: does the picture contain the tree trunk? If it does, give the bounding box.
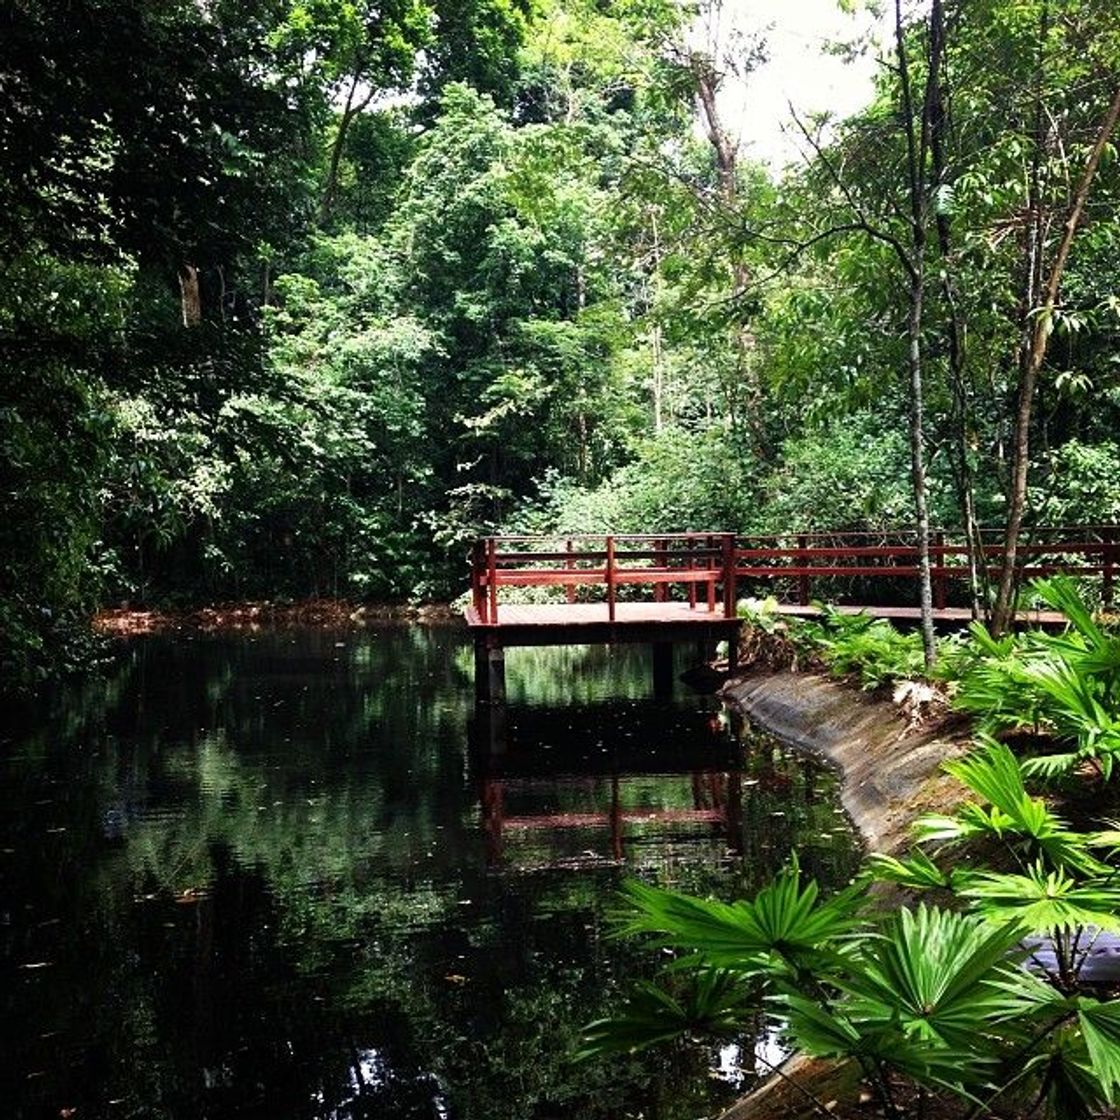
[649,209,666,432]
[692,54,737,201]
[318,68,374,227]
[897,0,937,667]
[927,0,984,618]
[691,51,766,454]
[991,81,1120,633]
[179,263,201,327]
[906,259,937,667]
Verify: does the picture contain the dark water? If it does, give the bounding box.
[1,627,860,1120]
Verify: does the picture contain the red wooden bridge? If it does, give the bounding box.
[466,527,1119,701]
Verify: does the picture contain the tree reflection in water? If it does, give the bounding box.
[1,628,860,1119]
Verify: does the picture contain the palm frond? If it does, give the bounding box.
[867,850,951,889]
[1077,998,1120,1105]
[836,905,1025,1050]
[577,969,754,1060]
[614,865,865,973]
[957,863,1120,935]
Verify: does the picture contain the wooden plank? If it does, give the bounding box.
[735,541,1119,559]
[495,548,721,563]
[492,567,722,586]
[769,603,1067,625]
[736,564,1108,579]
[466,529,1119,646]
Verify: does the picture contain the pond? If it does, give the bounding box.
[1,626,861,1120]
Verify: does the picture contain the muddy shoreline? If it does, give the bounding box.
[93,599,458,635]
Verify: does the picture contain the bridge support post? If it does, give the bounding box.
[474,634,506,707]
[473,696,508,758]
[652,641,674,699]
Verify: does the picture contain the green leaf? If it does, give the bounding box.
[957,863,1120,936]
[1077,999,1120,1104]
[577,969,754,1061]
[614,863,865,974]
[867,849,950,889]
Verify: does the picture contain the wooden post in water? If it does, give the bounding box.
[652,641,674,699]
[474,633,506,706]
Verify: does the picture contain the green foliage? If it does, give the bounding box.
[525,427,757,535]
[913,737,1100,872]
[578,971,751,1059]
[954,577,1120,778]
[1031,440,1120,528]
[587,719,1120,1119]
[6,0,1120,690]
[612,864,864,975]
[899,735,1120,1022]
[580,859,1120,1118]
[755,412,949,534]
[782,607,966,690]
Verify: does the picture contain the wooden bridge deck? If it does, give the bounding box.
[464,601,739,647]
[466,529,1117,637]
[771,603,1068,626]
[464,601,1068,631]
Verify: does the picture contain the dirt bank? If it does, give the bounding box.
[721,671,971,855]
[93,599,457,635]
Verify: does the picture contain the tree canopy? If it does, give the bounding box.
[4,0,1120,686]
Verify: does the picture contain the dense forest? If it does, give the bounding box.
[4,0,1120,688]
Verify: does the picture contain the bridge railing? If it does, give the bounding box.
[470,533,738,624]
[470,526,1120,624]
[733,525,1120,609]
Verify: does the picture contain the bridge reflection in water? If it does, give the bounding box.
[469,696,843,874]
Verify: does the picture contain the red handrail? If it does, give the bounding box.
[469,527,1120,624]
[470,532,738,625]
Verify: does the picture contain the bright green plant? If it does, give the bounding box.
[585,732,1120,1118]
[782,606,966,690]
[954,576,1120,778]
[869,737,1120,1114]
[579,856,1120,1119]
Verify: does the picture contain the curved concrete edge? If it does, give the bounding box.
[722,671,969,856]
[715,671,973,1120]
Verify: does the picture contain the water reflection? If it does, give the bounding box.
[473,700,745,870]
[1,628,860,1120]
